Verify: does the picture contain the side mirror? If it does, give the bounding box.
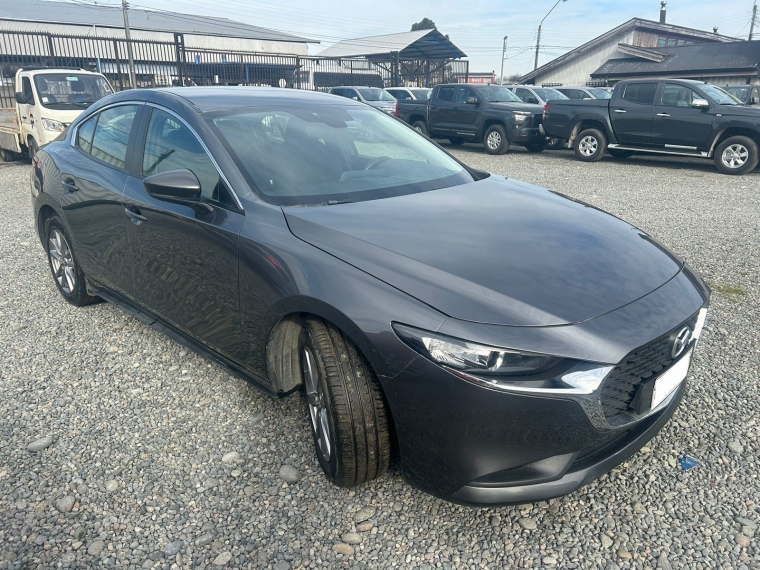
[143,169,201,204]
[15,92,27,104]
[691,98,710,109]
[465,96,478,105]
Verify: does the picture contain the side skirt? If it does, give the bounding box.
[86,279,279,399]
[607,143,708,158]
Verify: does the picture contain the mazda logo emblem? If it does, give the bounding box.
[672,327,692,358]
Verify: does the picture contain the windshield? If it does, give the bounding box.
[33,73,113,110]
[701,84,741,105]
[476,86,522,103]
[411,89,432,100]
[534,88,568,101]
[358,88,396,102]
[588,88,612,99]
[210,105,474,206]
[724,86,749,102]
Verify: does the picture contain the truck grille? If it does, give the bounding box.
[600,313,699,421]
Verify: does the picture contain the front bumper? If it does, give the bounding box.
[509,125,546,144]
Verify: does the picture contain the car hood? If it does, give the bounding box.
[283,177,684,326]
[489,102,545,113]
[366,101,396,109]
[718,104,760,118]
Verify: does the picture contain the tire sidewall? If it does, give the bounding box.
[300,326,339,481]
[484,125,508,155]
[44,217,88,304]
[574,128,607,162]
[715,136,759,175]
[412,121,428,137]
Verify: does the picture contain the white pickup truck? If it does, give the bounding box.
[0,68,114,161]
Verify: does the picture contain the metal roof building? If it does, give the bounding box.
[0,0,316,55]
[317,29,466,61]
[591,41,760,84]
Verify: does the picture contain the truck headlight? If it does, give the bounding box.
[41,118,65,132]
[514,111,531,123]
[393,323,612,394]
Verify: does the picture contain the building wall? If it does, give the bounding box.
[0,20,309,55]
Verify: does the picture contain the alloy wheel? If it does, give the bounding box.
[487,131,502,150]
[721,144,749,169]
[303,346,332,462]
[579,136,598,157]
[48,229,76,294]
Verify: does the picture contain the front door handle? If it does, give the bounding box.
[61,178,78,192]
[656,113,670,117]
[430,105,438,110]
[613,109,627,113]
[124,207,147,225]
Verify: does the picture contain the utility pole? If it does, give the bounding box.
[749,0,757,41]
[499,36,508,85]
[534,0,568,70]
[121,0,137,88]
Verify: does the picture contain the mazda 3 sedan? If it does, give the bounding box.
[32,87,710,506]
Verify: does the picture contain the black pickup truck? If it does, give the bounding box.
[395,84,547,154]
[543,78,760,175]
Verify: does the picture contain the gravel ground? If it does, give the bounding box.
[0,147,758,570]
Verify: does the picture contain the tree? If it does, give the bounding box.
[411,18,437,31]
[508,73,523,82]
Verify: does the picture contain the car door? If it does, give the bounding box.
[450,86,479,137]
[650,83,714,150]
[18,76,35,141]
[121,105,245,359]
[610,82,658,146]
[515,88,540,105]
[56,104,141,294]
[429,86,455,134]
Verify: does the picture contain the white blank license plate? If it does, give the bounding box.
[651,349,692,410]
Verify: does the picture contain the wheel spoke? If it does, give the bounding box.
[64,266,75,292]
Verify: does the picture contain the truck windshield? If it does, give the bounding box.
[411,89,431,100]
[534,88,568,101]
[476,87,522,103]
[209,104,473,206]
[724,86,749,102]
[588,88,612,99]
[358,89,396,102]
[700,84,741,105]
[33,73,113,110]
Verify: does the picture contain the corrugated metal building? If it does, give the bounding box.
[520,18,737,87]
[0,0,315,55]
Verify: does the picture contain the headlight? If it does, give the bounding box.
[514,111,531,123]
[393,323,612,394]
[41,118,65,132]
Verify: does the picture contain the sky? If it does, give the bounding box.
[78,0,758,77]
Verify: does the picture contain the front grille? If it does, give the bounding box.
[600,313,699,421]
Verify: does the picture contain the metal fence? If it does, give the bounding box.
[0,31,469,108]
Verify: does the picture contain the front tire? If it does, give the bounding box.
[412,121,428,136]
[44,216,98,306]
[300,318,391,487]
[448,137,465,146]
[714,135,759,175]
[574,128,607,162]
[28,138,39,162]
[483,125,509,155]
[525,140,548,153]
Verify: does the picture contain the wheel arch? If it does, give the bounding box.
[481,118,507,139]
[36,203,59,245]
[569,117,611,146]
[708,127,760,157]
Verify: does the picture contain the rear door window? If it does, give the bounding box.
[89,105,139,169]
[437,87,454,102]
[76,116,97,154]
[622,83,658,105]
[515,88,539,104]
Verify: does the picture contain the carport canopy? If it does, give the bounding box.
[317,29,466,61]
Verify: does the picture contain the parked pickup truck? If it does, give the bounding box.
[396,84,547,154]
[543,78,760,175]
[0,68,113,161]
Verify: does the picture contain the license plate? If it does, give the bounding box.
[651,349,692,410]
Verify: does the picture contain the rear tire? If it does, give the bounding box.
[448,137,465,146]
[411,121,428,137]
[483,125,509,155]
[44,216,99,307]
[574,128,607,162]
[714,135,759,175]
[300,318,391,487]
[525,140,548,153]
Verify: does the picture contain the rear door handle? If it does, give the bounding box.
[124,207,147,225]
[656,113,670,117]
[430,105,438,110]
[61,178,78,192]
[613,109,627,113]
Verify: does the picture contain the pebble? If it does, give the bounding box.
[197,533,213,546]
[601,534,613,548]
[356,521,373,532]
[728,441,744,454]
[222,451,241,464]
[735,533,750,547]
[273,562,290,570]
[54,496,74,513]
[354,506,376,522]
[87,540,105,556]
[164,539,184,556]
[106,479,119,492]
[279,464,301,484]
[27,436,53,452]
[518,517,537,530]
[657,555,673,570]
[212,551,233,566]
[333,543,355,556]
[342,532,362,545]
[543,556,557,565]
[618,549,632,560]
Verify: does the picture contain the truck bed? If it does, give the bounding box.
[543,99,610,140]
[0,107,22,153]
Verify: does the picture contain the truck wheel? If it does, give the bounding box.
[448,137,465,146]
[483,125,509,155]
[574,128,607,162]
[525,140,548,153]
[608,149,634,159]
[0,149,10,162]
[300,318,391,487]
[412,121,428,136]
[714,136,759,175]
